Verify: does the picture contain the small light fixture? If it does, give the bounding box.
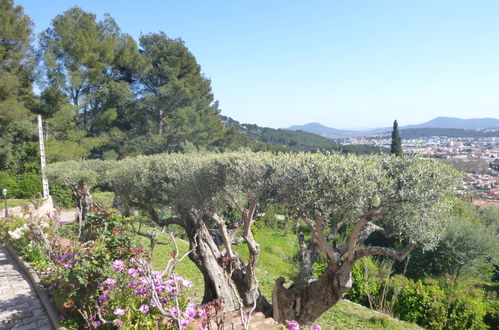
[2,188,7,217]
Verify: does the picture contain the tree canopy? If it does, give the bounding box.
[49,152,461,323]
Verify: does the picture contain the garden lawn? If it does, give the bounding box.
[4,198,30,208]
[138,226,421,329]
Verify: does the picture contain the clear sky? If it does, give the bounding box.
[16,0,499,129]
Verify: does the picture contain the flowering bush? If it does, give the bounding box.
[38,210,140,324]
[0,215,55,270]
[84,257,201,328]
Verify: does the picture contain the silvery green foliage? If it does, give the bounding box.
[274,153,462,250]
[58,152,461,252]
[46,159,114,190]
[109,152,278,220]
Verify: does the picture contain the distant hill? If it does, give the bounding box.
[404,117,499,130]
[286,122,354,138]
[221,116,387,154]
[285,117,499,138]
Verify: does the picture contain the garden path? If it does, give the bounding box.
[0,245,52,330]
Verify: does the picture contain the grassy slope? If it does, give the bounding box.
[4,198,30,208]
[140,227,421,329]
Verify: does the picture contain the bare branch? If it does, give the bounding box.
[221,187,245,215]
[345,207,384,262]
[338,222,397,257]
[353,243,417,262]
[303,217,339,265]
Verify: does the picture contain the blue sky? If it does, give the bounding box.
[17,0,499,129]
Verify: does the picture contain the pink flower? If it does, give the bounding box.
[112,260,125,273]
[311,325,321,330]
[127,268,139,277]
[114,308,125,316]
[198,308,207,318]
[139,304,149,314]
[134,287,148,295]
[286,320,300,330]
[179,318,189,328]
[113,319,123,327]
[105,278,116,288]
[184,305,196,318]
[182,279,192,288]
[138,276,148,285]
[91,320,102,327]
[170,307,180,317]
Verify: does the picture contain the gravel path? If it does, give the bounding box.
[0,245,52,330]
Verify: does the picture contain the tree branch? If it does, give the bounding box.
[338,222,396,257]
[210,213,235,259]
[220,187,245,216]
[345,207,383,262]
[353,243,417,262]
[303,217,339,266]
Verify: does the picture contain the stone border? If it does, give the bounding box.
[5,245,63,330]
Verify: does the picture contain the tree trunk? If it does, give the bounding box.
[184,217,239,311]
[272,264,353,324]
[74,187,93,222]
[158,109,164,135]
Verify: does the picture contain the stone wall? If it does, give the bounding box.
[0,196,55,220]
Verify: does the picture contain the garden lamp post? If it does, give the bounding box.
[2,188,7,217]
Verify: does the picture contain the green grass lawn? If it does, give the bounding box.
[136,226,421,329]
[3,198,30,208]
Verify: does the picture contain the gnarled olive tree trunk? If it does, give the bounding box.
[272,264,352,324]
[186,218,240,310]
[158,210,240,311]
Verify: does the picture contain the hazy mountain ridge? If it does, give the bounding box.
[405,117,499,129]
[285,117,499,138]
[287,122,354,136]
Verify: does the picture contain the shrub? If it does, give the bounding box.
[345,257,381,307]
[16,172,42,198]
[50,183,74,208]
[390,275,448,329]
[79,209,136,257]
[387,275,489,329]
[0,171,18,196]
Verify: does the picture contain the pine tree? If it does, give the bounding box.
[391,120,402,156]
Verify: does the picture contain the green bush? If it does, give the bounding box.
[0,171,19,196]
[442,282,489,330]
[50,183,74,208]
[387,275,489,329]
[0,171,43,199]
[345,257,381,306]
[390,275,448,329]
[16,172,42,198]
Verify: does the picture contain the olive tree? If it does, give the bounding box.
[109,152,277,312]
[46,159,113,221]
[94,152,460,323]
[271,153,461,323]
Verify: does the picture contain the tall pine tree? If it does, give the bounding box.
[391,120,402,156]
[0,0,38,172]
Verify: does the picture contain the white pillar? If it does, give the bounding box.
[38,115,50,198]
